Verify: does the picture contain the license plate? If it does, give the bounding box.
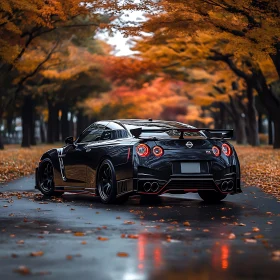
[180,162,200,173]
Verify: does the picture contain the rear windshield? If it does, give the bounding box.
[125,125,205,139]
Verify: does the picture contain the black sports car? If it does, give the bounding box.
[35,119,241,203]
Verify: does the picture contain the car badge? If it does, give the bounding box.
[186,141,193,148]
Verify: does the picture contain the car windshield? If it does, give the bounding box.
[124,124,206,139]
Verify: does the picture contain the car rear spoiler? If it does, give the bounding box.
[130,128,233,140]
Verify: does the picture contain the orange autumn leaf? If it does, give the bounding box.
[30,251,44,257]
[117,252,129,257]
[97,237,108,241]
[74,232,85,237]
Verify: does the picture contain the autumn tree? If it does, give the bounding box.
[121,0,280,147]
[0,0,120,149]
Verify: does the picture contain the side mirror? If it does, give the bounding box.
[130,128,142,138]
[65,136,74,145]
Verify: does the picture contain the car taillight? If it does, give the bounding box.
[136,144,150,157]
[222,143,232,156]
[212,146,221,157]
[153,146,164,157]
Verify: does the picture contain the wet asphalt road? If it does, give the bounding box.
[0,177,280,280]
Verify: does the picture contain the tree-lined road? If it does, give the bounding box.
[0,177,280,280]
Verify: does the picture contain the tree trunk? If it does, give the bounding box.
[47,99,55,144]
[251,67,280,148]
[30,102,36,146]
[269,43,280,79]
[21,95,33,147]
[6,115,13,135]
[61,105,70,140]
[273,119,280,149]
[54,105,60,142]
[235,117,247,145]
[246,83,259,146]
[258,112,263,133]
[268,117,273,145]
[40,117,46,143]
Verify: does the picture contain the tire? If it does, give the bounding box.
[38,159,64,197]
[97,159,118,204]
[198,191,227,203]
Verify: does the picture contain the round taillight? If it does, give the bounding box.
[136,144,150,157]
[212,146,221,157]
[222,143,232,157]
[153,146,164,157]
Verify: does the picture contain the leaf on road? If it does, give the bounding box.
[97,237,108,241]
[183,221,190,226]
[228,233,236,239]
[117,252,129,257]
[238,223,246,226]
[252,227,260,232]
[124,221,135,225]
[14,266,31,275]
[16,240,24,244]
[74,232,85,237]
[81,241,87,245]
[127,234,139,239]
[66,255,73,260]
[30,251,44,257]
[244,238,257,243]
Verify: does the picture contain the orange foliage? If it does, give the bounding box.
[0,144,55,183]
[82,78,188,120]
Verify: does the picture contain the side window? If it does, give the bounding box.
[77,124,106,143]
[100,130,112,141]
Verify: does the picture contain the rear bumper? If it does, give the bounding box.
[135,172,241,195]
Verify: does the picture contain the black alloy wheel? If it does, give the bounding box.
[97,159,117,204]
[97,159,128,204]
[39,160,63,197]
[198,191,227,203]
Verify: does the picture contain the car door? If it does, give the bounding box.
[58,123,106,190]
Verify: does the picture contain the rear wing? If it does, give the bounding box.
[130,128,233,140]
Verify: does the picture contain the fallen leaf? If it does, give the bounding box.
[183,222,190,226]
[252,227,260,232]
[14,266,31,275]
[97,237,108,241]
[74,232,85,237]
[244,238,257,243]
[127,234,139,239]
[239,223,246,226]
[117,252,129,257]
[66,255,73,260]
[30,251,44,257]
[124,221,135,225]
[81,241,87,245]
[16,240,24,244]
[228,233,236,240]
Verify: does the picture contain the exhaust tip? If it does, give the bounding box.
[143,182,151,192]
[221,181,228,192]
[151,182,159,192]
[227,180,234,191]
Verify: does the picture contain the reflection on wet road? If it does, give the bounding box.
[0,176,279,280]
